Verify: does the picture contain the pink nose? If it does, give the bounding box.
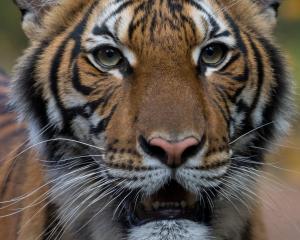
[149,137,200,167]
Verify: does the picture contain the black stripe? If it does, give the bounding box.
[221,61,249,82]
[106,0,134,23]
[88,86,115,112]
[93,24,116,39]
[232,63,249,82]
[247,36,264,112]
[128,1,153,40]
[223,12,247,55]
[214,85,232,131]
[149,10,157,41]
[50,41,71,131]
[167,0,183,13]
[213,30,231,39]
[258,37,289,141]
[71,61,93,95]
[90,105,118,134]
[188,0,221,38]
[219,52,241,72]
[49,2,98,131]
[211,96,230,125]
[128,14,148,40]
[180,13,197,41]
[17,42,53,139]
[101,87,120,110]
[232,35,265,147]
[70,10,95,95]
[188,0,208,13]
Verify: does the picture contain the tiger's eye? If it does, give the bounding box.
[95,47,123,68]
[201,43,227,66]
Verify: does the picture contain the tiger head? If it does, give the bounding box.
[12,0,292,239]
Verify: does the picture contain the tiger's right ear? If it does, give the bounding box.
[13,0,58,40]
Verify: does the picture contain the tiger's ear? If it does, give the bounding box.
[254,0,282,26]
[13,0,58,40]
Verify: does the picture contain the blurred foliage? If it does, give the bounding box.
[281,0,300,20]
[0,1,27,71]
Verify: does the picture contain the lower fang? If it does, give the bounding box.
[181,201,187,208]
[153,202,159,210]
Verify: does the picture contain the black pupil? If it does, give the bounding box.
[105,48,116,59]
[205,46,217,57]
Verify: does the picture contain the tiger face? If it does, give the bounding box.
[12,0,291,239]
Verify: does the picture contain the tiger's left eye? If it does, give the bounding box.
[94,46,123,68]
[201,43,228,66]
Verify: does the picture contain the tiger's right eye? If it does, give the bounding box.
[201,43,228,67]
[94,46,123,69]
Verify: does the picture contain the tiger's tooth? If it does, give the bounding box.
[152,201,190,209]
[181,201,187,208]
[153,202,160,210]
[160,202,166,207]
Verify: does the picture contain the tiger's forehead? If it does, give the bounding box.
[84,0,234,60]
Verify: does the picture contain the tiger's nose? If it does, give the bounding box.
[139,136,202,168]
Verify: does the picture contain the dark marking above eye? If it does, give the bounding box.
[93,24,117,40]
[213,30,231,39]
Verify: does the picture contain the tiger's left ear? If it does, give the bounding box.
[13,0,59,40]
[254,0,282,26]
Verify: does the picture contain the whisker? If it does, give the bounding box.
[229,121,274,145]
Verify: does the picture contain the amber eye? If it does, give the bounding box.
[94,46,123,68]
[201,43,228,66]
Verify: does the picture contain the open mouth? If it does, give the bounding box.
[123,180,214,226]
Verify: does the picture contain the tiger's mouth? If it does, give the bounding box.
[123,181,213,226]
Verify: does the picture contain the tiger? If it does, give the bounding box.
[0,0,294,239]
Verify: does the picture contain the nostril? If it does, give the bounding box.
[138,135,167,161]
[181,135,206,161]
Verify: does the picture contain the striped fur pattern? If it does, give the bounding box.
[0,71,26,158]
[0,0,293,239]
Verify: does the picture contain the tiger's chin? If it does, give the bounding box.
[127,220,211,240]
